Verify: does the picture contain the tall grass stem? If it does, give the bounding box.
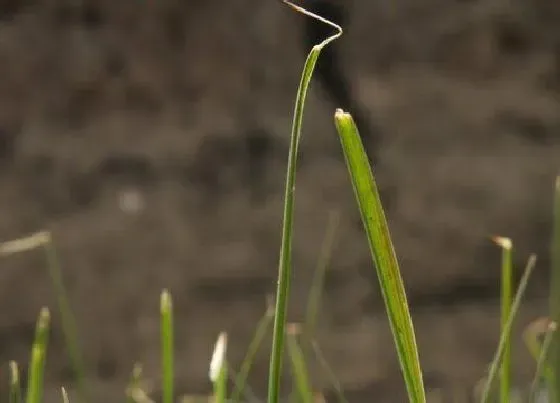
[493,236,513,403]
[480,254,537,403]
[267,3,341,403]
[160,290,174,403]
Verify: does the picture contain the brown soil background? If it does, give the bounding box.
[0,0,559,401]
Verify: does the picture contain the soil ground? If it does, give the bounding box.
[0,0,559,401]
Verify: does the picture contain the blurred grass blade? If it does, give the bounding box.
[550,175,560,403]
[480,254,537,403]
[231,299,275,403]
[529,320,557,403]
[492,236,513,403]
[1,234,87,403]
[61,386,70,403]
[26,307,50,403]
[268,3,342,403]
[286,324,314,403]
[43,234,89,402]
[210,332,228,403]
[160,290,174,403]
[0,231,47,256]
[9,361,22,403]
[305,211,340,338]
[1,231,88,401]
[311,339,349,403]
[524,318,555,388]
[126,363,145,403]
[334,109,426,403]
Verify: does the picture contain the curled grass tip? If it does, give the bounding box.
[492,236,512,250]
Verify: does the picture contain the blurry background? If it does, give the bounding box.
[0,0,559,401]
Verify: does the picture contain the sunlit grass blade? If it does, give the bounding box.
[492,236,513,403]
[9,361,22,403]
[0,231,46,256]
[286,324,314,403]
[480,254,537,403]
[26,307,50,403]
[310,339,349,403]
[305,211,340,338]
[268,3,342,403]
[61,386,70,403]
[550,175,560,403]
[209,332,228,403]
[529,320,557,403]
[160,290,174,403]
[231,298,275,403]
[333,109,426,403]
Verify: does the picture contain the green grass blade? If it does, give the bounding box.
[286,324,314,403]
[9,361,22,403]
[231,300,275,403]
[333,109,426,403]
[209,332,228,403]
[43,235,89,403]
[529,320,557,403]
[549,175,560,403]
[305,211,340,338]
[480,254,537,403]
[268,3,342,403]
[26,307,50,403]
[492,236,513,403]
[0,231,88,402]
[160,290,174,403]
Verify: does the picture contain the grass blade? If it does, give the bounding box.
[524,318,556,391]
[492,236,513,403]
[529,320,557,403]
[26,307,50,403]
[479,254,537,403]
[61,386,70,403]
[209,332,228,403]
[9,361,22,403]
[0,231,89,402]
[549,175,560,403]
[160,290,174,403]
[125,363,145,403]
[286,324,314,403]
[268,3,342,403]
[333,109,426,403]
[231,299,275,403]
[43,235,89,402]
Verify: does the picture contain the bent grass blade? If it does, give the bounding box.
[268,2,342,403]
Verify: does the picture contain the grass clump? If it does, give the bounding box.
[0,2,559,403]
